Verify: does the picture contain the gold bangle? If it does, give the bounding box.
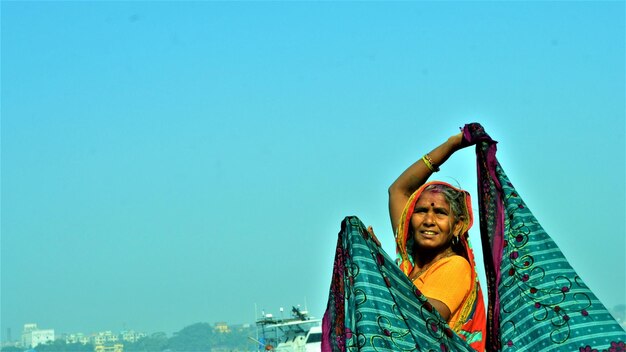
[422,154,440,172]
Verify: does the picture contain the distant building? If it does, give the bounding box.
[120,330,146,343]
[94,343,123,352]
[92,331,118,345]
[22,324,37,334]
[66,332,90,345]
[21,323,55,348]
[213,322,231,334]
[230,323,251,333]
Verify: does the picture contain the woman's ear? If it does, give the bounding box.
[453,219,464,236]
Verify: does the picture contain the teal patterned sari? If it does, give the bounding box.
[322,123,625,351]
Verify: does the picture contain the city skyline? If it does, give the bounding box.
[6,304,626,342]
[2,304,304,341]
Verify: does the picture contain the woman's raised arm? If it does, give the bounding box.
[388,132,466,233]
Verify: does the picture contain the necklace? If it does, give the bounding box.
[409,249,455,281]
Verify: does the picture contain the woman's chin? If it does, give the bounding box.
[414,240,451,253]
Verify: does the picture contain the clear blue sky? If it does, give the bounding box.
[2,1,624,338]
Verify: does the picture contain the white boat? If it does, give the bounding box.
[303,325,322,352]
[255,306,321,352]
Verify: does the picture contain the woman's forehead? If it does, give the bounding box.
[416,190,448,206]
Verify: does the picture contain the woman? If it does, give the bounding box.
[388,131,486,349]
[322,123,624,352]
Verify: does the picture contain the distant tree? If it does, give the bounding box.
[167,323,213,352]
[0,346,22,352]
[222,325,258,351]
[30,339,66,351]
[65,342,95,352]
[125,322,258,352]
[29,340,93,352]
[125,332,168,352]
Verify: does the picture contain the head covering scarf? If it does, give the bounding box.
[395,181,486,350]
[395,181,473,274]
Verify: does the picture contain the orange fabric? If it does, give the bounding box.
[396,181,486,351]
[412,255,472,329]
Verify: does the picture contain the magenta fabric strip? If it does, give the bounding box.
[463,122,503,350]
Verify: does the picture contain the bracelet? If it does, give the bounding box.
[422,154,440,172]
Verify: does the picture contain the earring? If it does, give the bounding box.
[452,235,459,246]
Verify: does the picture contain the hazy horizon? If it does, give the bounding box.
[2,1,624,339]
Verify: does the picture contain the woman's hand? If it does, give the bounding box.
[367,226,381,247]
[460,122,496,147]
[449,132,465,151]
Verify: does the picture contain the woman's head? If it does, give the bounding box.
[395,181,474,273]
[421,184,468,224]
[409,183,471,256]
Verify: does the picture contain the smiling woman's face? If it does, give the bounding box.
[410,190,459,253]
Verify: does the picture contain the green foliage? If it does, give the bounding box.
[0,346,22,352]
[166,323,257,352]
[167,323,212,352]
[124,332,168,352]
[125,323,257,351]
[19,340,94,352]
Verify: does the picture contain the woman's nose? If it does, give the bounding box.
[423,211,435,224]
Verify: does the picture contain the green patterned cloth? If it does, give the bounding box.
[322,216,476,351]
[469,121,625,351]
